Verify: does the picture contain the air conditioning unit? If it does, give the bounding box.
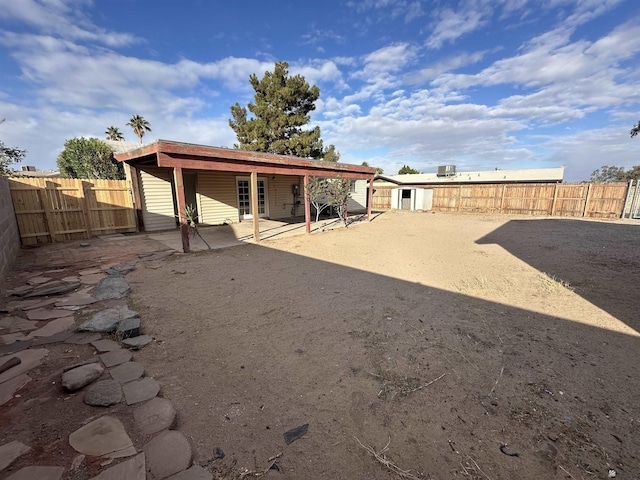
[437,165,456,177]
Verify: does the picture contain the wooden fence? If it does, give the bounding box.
[9,178,137,245]
[372,182,630,218]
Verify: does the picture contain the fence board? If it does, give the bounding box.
[370,182,630,219]
[9,178,137,245]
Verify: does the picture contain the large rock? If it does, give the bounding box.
[69,416,136,459]
[133,397,176,436]
[91,339,121,353]
[0,440,31,471]
[65,332,102,345]
[0,374,30,406]
[5,466,64,480]
[23,281,81,298]
[107,263,137,276]
[26,308,73,321]
[26,317,75,339]
[117,317,140,339]
[0,349,48,384]
[94,276,130,300]
[143,430,192,480]
[100,349,133,368]
[84,380,123,407]
[123,377,160,405]
[88,453,145,480]
[122,335,153,350]
[110,362,144,384]
[79,306,138,333]
[62,363,104,392]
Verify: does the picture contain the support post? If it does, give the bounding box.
[551,183,559,216]
[173,166,190,253]
[367,175,374,220]
[128,164,145,231]
[622,179,634,219]
[80,181,92,239]
[582,183,593,218]
[250,171,260,242]
[304,174,311,233]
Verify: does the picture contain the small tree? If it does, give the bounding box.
[398,165,419,174]
[362,161,384,175]
[323,145,340,162]
[0,119,25,175]
[305,177,330,222]
[326,175,352,227]
[590,165,627,182]
[0,141,25,176]
[57,137,125,179]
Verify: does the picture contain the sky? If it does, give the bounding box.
[1,0,639,181]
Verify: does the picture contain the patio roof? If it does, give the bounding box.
[113,139,375,179]
[113,139,376,252]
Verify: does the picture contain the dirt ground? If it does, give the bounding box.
[125,211,640,479]
[1,211,639,480]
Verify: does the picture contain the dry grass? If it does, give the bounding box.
[539,272,574,292]
[455,276,513,298]
[208,453,283,479]
[354,436,424,480]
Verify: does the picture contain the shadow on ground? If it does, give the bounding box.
[130,228,640,480]
[476,219,640,333]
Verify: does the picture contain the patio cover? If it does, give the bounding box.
[114,140,376,252]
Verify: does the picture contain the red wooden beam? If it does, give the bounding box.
[155,155,371,180]
[304,174,311,234]
[367,175,374,221]
[172,165,190,253]
[250,171,260,242]
[114,140,376,178]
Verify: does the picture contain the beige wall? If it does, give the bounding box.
[139,167,177,231]
[267,175,303,219]
[196,173,305,224]
[197,171,239,225]
[0,177,21,293]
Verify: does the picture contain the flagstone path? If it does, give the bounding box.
[0,236,210,479]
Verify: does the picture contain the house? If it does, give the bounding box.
[113,140,376,251]
[371,166,565,211]
[10,166,61,178]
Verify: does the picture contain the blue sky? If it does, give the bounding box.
[1,0,639,181]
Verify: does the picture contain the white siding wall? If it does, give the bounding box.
[197,171,239,225]
[347,179,368,212]
[140,168,177,231]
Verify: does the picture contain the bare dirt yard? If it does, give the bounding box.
[126,211,640,480]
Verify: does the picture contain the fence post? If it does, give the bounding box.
[582,183,593,217]
[37,188,54,242]
[551,183,559,216]
[622,179,633,218]
[80,181,92,239]
[499,184,506,213]
[457,185,462,212]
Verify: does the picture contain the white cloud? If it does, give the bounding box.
[0,0,140,47]
[543,126,639,181]
[426,6,488,50]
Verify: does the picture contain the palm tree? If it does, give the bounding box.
[105,126,124,141]
[126,115,151,143]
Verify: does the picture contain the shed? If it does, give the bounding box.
[114,140,376,251]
